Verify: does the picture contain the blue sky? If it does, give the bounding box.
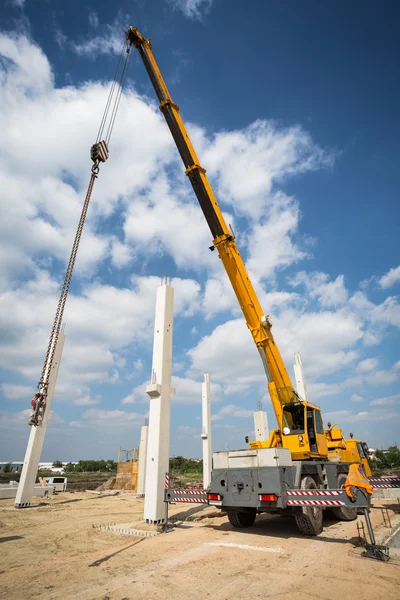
[0,0,399,461]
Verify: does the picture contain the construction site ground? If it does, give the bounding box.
[0,493,399,600]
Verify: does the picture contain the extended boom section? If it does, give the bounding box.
[126,26,296,434]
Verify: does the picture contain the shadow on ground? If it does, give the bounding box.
[200,512,362,546]
[89,538,145,567]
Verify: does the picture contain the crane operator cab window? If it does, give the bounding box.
[282,402,305,434]
[307,409,319,453]
[282,402,328,456]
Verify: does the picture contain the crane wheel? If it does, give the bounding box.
[331,474,357,521]
[227,509,256,528]
[294,475,323,536]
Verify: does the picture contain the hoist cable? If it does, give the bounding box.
[105,44,132,145]
[96,39,127,144]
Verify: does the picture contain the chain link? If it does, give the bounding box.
[30,165,99,425]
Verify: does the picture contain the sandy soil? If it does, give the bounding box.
[0,492,399,600]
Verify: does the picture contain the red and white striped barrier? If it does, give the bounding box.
[287,490,342,496]
[164,473,170,489]
[172,497,208,503]
[173,490,206,495]
[369,477,400,488]
[287,499,345,506]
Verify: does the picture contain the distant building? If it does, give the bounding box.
[0,461,76,473]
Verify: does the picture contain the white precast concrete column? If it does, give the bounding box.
[201,373,212,489]
[137,424,149,497]
[294,352,307,400]
[144,280,175,523]
[254,410,269,442]
[15,332,65,508]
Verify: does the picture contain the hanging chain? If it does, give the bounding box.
[29,164,99,426]
[29,36,132,427]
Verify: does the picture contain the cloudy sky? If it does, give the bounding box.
[0,0,399,461]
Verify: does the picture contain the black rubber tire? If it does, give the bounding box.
[332,474,357,521]
[227,509,256,528]
[294,476,323,536]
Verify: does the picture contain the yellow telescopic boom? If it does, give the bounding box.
[126,27,308,436]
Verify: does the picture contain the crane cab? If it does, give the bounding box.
[281,400,328,460]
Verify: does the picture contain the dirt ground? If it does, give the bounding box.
[0,493,399,600]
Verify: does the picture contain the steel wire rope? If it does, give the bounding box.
[105,43,132,145]
[96,39,127,144]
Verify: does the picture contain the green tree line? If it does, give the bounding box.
[61,460,117,472]
[370,445,400,472]
[169,456,203,475]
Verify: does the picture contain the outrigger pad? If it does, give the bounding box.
[361,543,390,562]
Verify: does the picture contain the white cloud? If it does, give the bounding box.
[246,194,307,280]
[350,292,400,328]
[212,404,254,422]
[365,370,398,387]
[69,421,85,428]
[307,381,341,400]
[81,408,144,433]
[88,10,100,30]
[379,266,400,289]
[0,271,201,400]
[11,0,26,8]
[202,277,238,319]
[70,13,128,57]
[187,307,363,399]
[290,271,348,308]
[323,408,400,424]
[0,31,337,296]
[394,361,400,371]
[134,359,144,372]
[124,174,227,272]
[203,120,333,219]
[122,376,222,405]
[110,238,135,269]
[370,394,400,407]
[74,395,102,406]
[167,0,214,20]
[0,408,65,434]
[356,357,378,373]
[323,410,353,423]
[351,394,364,402]
[187,319,266,395]
[0,33,176,290]
[1,384,32,400]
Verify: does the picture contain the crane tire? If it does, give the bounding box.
[227,509,256,528]
[331,474,357,521]
[294,475,323,536]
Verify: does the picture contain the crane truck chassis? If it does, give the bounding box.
[166,447,372,536]
[207,448,366,535]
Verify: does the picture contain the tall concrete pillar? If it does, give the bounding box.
[137,424,148,497]
[294,352,307,400]
[201,373,212,489]
[144,279,175,523]
[254,410,269,442]
[15,332,65,508]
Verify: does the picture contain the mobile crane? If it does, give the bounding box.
[126,27,374,535]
